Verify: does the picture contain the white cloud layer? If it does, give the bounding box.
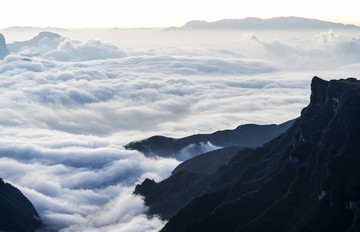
[0,28,359,231]
[0,137,179,232]
[43,39,127,61]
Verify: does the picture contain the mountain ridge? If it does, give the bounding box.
[125,119,295,159]
[2,26,68,32]
[168,17,359,30]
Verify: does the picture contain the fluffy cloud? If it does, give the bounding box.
[43,39,126,61]
[251,29,360,70]
[0,53,309,137]
[116,55,275,75]
[0,28,359,231]
[0,136,179,232]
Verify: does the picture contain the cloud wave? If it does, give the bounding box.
[0,136,179,232]
[43,39,127,61]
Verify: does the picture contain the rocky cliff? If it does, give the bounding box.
[136,76,360,232]
[0,178,42,232]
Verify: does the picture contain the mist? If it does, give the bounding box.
[1,27,359,231]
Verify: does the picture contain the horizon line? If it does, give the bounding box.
[1,16,360,30]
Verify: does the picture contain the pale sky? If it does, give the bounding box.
[1,0,360,28]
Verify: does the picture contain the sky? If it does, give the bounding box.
[1,0,360,28]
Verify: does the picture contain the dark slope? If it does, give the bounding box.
[0,178,42,232]
[172,146,243,175]
[134,147,254,220]
[173,17,359,30]
[0,33,9,59]
[157,77,360,232]
[125,119,294,158]
[134,172,214,220]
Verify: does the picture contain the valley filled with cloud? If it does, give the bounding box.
[1,27,360,231]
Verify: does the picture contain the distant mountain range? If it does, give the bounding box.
[167,17,359,30]
[135,76,360,232]
[2,26,67,32]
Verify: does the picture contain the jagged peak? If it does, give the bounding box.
[310,76,329,93]
[299,76,360,143]
[308,76,359,108]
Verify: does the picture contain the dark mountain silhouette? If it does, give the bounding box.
[134,172,215,220]
[0,178,42,232]
[7,31,63,55]
[0,33,9,59]
[125,119,294,159]
[168,17,359,30]
[135,76,360,232]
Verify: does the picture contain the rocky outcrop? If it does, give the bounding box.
[0,178,42,232]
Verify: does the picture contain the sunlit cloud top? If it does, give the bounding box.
[1,0,359,28]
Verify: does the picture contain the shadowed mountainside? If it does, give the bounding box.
[136,76,360,232]
[172,146,243,175]
[134,172,215,220]
[134,146,251,220]
[0,178,42,232]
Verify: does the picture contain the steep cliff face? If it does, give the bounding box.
[0,178,42,232]
[141,76,360,232]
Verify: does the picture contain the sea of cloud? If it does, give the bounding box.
[0,135,178,231]
[0,28,359,231]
